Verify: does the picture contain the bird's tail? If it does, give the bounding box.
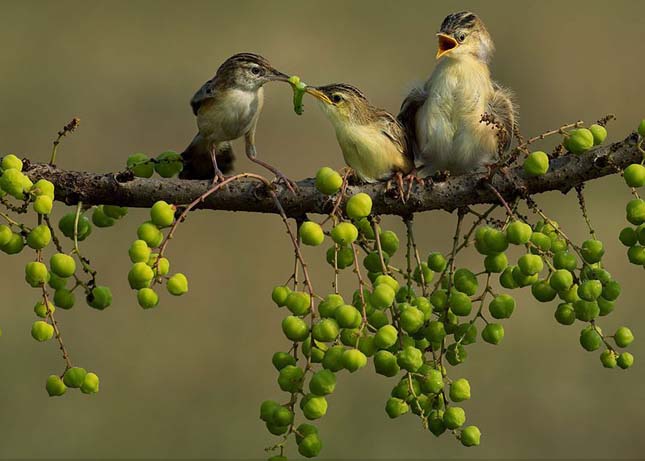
[179,133,235,180]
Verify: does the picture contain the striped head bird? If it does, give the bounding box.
[306,83,413,183]
[179,52,296,191]
[398,11,517,176]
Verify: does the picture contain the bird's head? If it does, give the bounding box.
[216,53,289,90]
[305,83,371,125]
[435,12,494,63]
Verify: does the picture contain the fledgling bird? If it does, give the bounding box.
[398,11,517,176]
[179,53,296,190]
[306,83,413,184]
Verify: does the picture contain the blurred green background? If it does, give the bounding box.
[0,0,644,458]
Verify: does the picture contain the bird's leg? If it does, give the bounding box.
[386,172,408,204]
[209,144,226,186]
[402,168,426,201]
[244,129,297,194]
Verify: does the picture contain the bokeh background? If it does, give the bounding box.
[0,0,644,458]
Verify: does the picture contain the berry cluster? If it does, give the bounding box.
[127,151,183,178]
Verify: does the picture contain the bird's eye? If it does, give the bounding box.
[251,67,261,75]
[332,94,342,103]
[457,32,467,42]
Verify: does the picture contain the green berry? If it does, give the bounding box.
[330,222,358,245]
[420,368,443,394]
[322,345,345,372]
[286,291,311,315]
[45,375,66,397]
[318,294,344,318]
[554,303,576,325]
[103,205,128,219]
[399,306,425,334]
[374,274,399,292]
[137,222,163,248]
[566,128,594,154]
[315,166,343,195]
[326,245,354,269]
[499,267,519,289]
[167,273,188,295]
[627,245,645,264]
[524,151,549,176]
[298,433,322,458]
[50,253,76,278]
[424,320,446,343]
[518,254,543,276]
[25,261,49,287]
[309,369,336,395]
[128,262,154,289]
[373,350,400,377]
[512,266,538,287]
[137,288,159,309]
[428,410,446,437]
[454,269,478,295]
[484,252,508,273]
[335,304,361,328]
[363,251,388,273]
[271,406,294,427]
[270,286,290,308]
[489,294,515,319]
[282,316,309,342]
[412,263,434,284]
[155,151,183,177]
[80,372,100,394]
[63,367,87,388]
[553,251,578,271]
[370,284,395,309]
[638,120,645,137]
[482,323,504,345]
[127,153,154,177]
[277,365,304,392]
[345,193,372,219]
[531,280,557,302]
[396,346,423,372]
[624,164,645,188]
[53,288,75,309]
[578,280,603,301]
[449,378,471,402]
[600,349,617,368]
[1,154,22,171]
[299,221,324,246]
[302,394,328,420]
[614,327,634,348]
[443,406,466,429]
[342,348,367,372]
[379,230,399,255]
[150,201,175,228]
[574,300,600,321]
[355,217,375,239]
[87,286,112,310]
[33,195,53,215]
[271,352,296,371]
[460,425,481,447]
[530,232,552,252]
[0,224,11,248]
[26,224,51,250]
[581,239,604,263]
[295,423,319,445]
[152,256,170,276]
[58,213,92,241]
[617,352,634,369]
[506,221,532,245]
[31,320,54,341]
[34,300,54,318]
[589,124,607,145]
[90,205,115,227]
[449,291,472,316]
[374,325,398,349]
[129,240,152,263]
[598,296,615,316]
[427,252,447,272]
[385,397,409,418]
[31,179,55,199]
[550,269,573,292]
[626,199,645,225]
[312,318,340,343]
[580,326,602,351]
[0,169,26,199]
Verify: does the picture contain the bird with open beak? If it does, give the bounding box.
[179,52,297,191]
[305,83,413,186]
[398,11,517,176]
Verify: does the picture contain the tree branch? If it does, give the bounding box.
[22,133,641,217]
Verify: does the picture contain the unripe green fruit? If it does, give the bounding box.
[489,294,515,319]
[396,285,415,303]
[128,262,154,289]
[484,252,508,273]
[426,253,446,273]
[322,345,345,372]
[312,318,340,342]
[80,372,100,394]
[499,267,519,289]
[167,273,188,296]
[626,199,645,225]
[368,310,389,329]
[637,225,645,245]
[449,291,472,317]
[580,326,602,351]
[370,283,395,309]
[155,151,183,177]
[31,320,54,342]
[341,348,367,372]
[638,120,645,137]
[330,222,358,246]
[50,253,76,278]
[397,346,423,372]
[137,222,163,248]
[413,297,431,318]
[277,365,304,393]
[530,232,552,252]
[449,378,471,402]
[1,154,22,171]
[31,179,55,200]
[554,303,576,325]
[385,397,409,418]
[617,352,634,369]
[58,213,92,241]
[318,294,344,318]
[374,325,398,349]
[614,326,634,347]
[88,286,112,310]
[271,352,296,371]
[0,224,11,248]
[624,164,645,188]
[581,239,604,263]
[103,205,128,219]
[627,245,645,264]
[63,367,87,388]
[506,221,533,245]
[53,288,75,309]
[269,286,290,309]
[91,206,115,227]
[524,151,549,176]
[424,320,446,343]
[518,254,543,276]
[150,201,175,228]
[0,168,26,199]
[454,268,478,295]
[151,256,170,276]
[363,251,388,273]
[356,217,375,239]
[356,335,376,357]
[589,124,607,145]
[379,230,399,255]
[484,228,509,253]
[301,394,328,420]
[127,153,154,178]
[265,422,288,436]
[34,300,54,318]
[531,280,557,302]
[260,400,280,422]
[574,299,600,321]
[413,263,434,284]
[551,237,568,253]
[46,375,66,397]
[474,226,494,255]
[598,296,615,316]
[309,369,336,396]
[335,304,361,328]
[295,423,318,446]
[374,274,399,292]
[461,425,482,447]
[26,224,51,250]
[270,406,293,427]
[286,291,311,315]
[373,350,399,377]
[600,349,617,368]
[326,245,354,269]
[443,406,466,429]
[566,128,594,154]
[299,221,324,246]
[33,195,53,215]
[340,328,360,347]
[430,288,448,310]
[578,280,603,301]
[137,288,159,309]
[129,240,151,264]
[281,316,309,342]
[512,266,538,287]
[315,166,343,195]
[550,269,574,292]
[454,323,477,345]
[482,323,504,345]
[418,368,442,395]
[553,251,578,271]
[346,192,372,219]
[428,410,446,437]
[298,433,322,458]
[400,306,425,334]
[25,261,49,287]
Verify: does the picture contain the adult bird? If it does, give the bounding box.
[398,11,516,176]
[179,52,296,191]
[306,83,413,185]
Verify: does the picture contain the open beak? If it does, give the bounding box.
[305,87,332,105]
[436,33,459,59]
[268,69,290,82]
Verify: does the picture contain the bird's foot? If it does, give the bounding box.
[210,170,227,188]
[402,169,427,201]
[386,172,408,204]
[272,173,299,194]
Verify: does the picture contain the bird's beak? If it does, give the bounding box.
[305,87,332,105]
[268,69,290,82]
[436,33,459,59]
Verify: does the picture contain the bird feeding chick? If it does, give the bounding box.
[399,11,517,176]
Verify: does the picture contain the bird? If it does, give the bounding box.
[305,83,413,185]
[179,52,296,191]
[398,11,516,177]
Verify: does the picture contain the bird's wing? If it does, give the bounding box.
[488,82,518,152]
[397,85,427,159]
[376,110,408,156]
[190,78,218,115]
